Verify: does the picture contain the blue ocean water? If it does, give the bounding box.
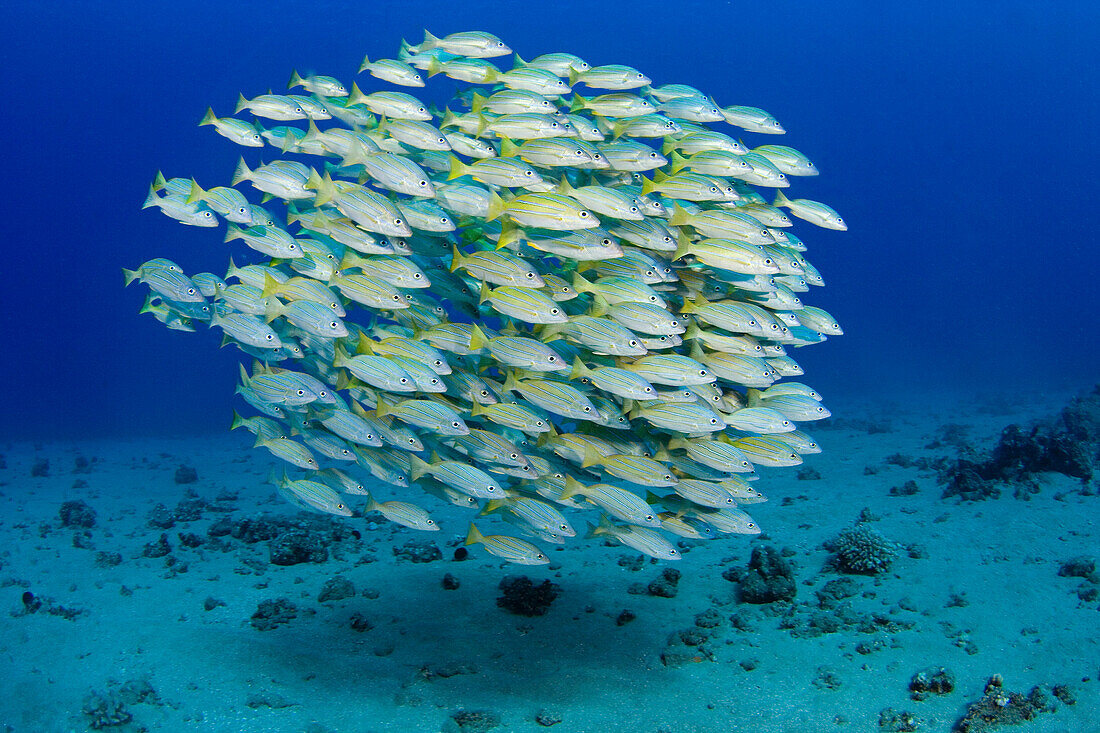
[3,4,1100,732]
[2,1,1097,440]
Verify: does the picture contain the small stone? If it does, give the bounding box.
[317,576,356,603]
[535,708,562,727]
[349,612,373,632]
[142,533,172,558]
[59,499,96,528]
[442,573,460,590]
[497,576,560,617]
[95,551,122,568]
[203,597,226,611]
[615,609,636,626]
[174,465,198,484]
[250,598,297,631]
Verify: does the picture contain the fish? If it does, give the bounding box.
[132,30,845,567]
[465,524,549,565]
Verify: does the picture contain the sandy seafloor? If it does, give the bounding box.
[1,386,1097,733]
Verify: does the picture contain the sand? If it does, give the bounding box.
[0,386,1096,733]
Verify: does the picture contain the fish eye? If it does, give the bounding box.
[582,405,591,412]
[649,152,658,158]
[203,211,212,217]
[392,295,401,301]
[710,418,720,425]
[451,421,462,428]
[186,287,196,295]
[414,74,422,81]
[295,107,304,114]
[579,211,588,217]
[418,107,426,113]
[524,170,533,176]
[551,308,560,314]
[265,334,274,340]
[297,389,305,396]
[399,377,409,384]
[602,238,612,245]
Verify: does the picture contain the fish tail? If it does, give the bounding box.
[288,68,303,90]
[773,189,791,208]
[185,178,205,205]
[446,155,469,182]
[448,245,467,273]
[234,93,249,114]
[122,268,140,287]
[231,157,251,186]
[421,29,440,51]
[141,184,160,210]
[199,107,218,126]
[346,81,368,108]
[465,523,484,546]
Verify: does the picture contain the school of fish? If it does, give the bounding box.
[127,30,845,566]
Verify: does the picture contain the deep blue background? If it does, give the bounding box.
[2,1,1097,439]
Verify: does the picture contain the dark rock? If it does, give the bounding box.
[141,533,171,558]
[953,676,1056,732]
[21,591,41,612]
[449,709,501,733]
[82,689,131,729]
[694,608,724,628]
[735,545,797,603]
[393,539,442,563]
[173,494,207,521]
[878,707,922,732]
[31,458,50,477]
[617,555,646,571]
[1052,684,1076,705]
[417,662,478,681]
[647,567,681,598]
[234,517,287,543]
[203,597,225,611]
[535,708,562,726]
[349,613,373,632]
[797,466,822,480]
[95,551,122,568]
[177,532,205,548]
[890,480,920,497]
[174,465,198,484]
[812,666,842,690]
[909,666,955,700]
[453,547,468,561]
[146,503,176,529]
[317,576,356,603]
[59,500,96,528]
[246,692,297,709]
[615,609,636,626]
[207,517,234,537]
[827,524,898,575]
[739,657,759,671]
[1058,556,1097,582]
[118,678,160,706]
[816,577,860,607]
[73,455,92,474]
[496,575,560,616]
[270,530,327,565]
[442,572,460,590]
[73,531,95,550]
[660,629,714,667]
[941,462,999,501]
[250,598,297,630]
